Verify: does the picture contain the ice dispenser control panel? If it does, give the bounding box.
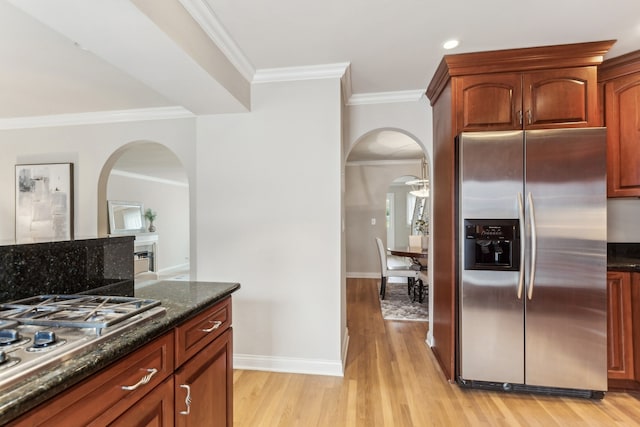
[464,219,520,271]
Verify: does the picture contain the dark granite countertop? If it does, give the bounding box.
[608,243,640,272]
[0,280,240,425]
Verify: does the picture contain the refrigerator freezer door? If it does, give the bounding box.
[458,131,525,383]
[524,128,607,391]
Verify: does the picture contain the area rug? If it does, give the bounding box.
[380,282,428,322]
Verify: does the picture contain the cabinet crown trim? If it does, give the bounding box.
[426,40,615,104]
[599,49,640,82]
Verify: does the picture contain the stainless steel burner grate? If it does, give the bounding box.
[0,295,161,332]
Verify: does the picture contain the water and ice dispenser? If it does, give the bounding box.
[463,219,520,271]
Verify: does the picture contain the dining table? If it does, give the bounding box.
[388,246,428,267]
[388,246,428,302]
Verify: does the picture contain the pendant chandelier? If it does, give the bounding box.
[406,157,429,198]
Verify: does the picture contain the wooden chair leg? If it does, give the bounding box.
[380,276,387,299]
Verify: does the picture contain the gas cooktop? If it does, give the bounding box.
[0,294,165,391]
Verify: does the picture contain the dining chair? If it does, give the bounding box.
[375,237,420,300]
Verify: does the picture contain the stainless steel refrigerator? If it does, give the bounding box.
[456,128,607,398]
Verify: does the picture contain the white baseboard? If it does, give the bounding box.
[234,354,344,377]
[426,330,434,347]
[346,272,378,279]
[341,327,350,373]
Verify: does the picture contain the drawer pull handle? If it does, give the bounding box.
[121,368,158,391]
[180,384,192,415]
[201,320,222,333]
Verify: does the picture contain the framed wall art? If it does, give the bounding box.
[15,163,74,243]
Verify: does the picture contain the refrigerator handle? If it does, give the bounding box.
[517,192,525,300]
[527,192,537,300]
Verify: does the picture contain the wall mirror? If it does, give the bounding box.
[108,200,146,234]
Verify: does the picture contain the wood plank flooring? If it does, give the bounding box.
[233,278,640,426]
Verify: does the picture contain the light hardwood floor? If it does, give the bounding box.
[233,278,640,426]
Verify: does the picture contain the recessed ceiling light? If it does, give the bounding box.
[443,39,460,50]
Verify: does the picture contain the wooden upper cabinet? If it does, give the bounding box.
[599,50,640,197]
[606,73,640,197]
[457,73,521,130]
[457,67,597,131]
[525,67,597,128]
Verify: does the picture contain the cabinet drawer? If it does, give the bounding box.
[10,332,175,427]
[175,297,231,367]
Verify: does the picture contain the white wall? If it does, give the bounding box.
[195,78,345,375]
[346,97,433,160]
[0,119,196,244]
[107,173,189,273]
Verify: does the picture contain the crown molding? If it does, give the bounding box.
[252,62,350,84]
[0,107,194,130]
[111,169,189,187]
[178,0,255,82]
[347,90,425,106]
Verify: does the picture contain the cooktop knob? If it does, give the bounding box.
[33,331,57,348]
[0,329,20,346]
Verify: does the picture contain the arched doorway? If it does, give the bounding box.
[97,141,190,281]
[344,128,429,278]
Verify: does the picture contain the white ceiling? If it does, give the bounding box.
[2,0,640,167]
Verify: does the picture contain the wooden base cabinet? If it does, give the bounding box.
[607,271,634,380]
[9,297,233,427]
[607,271,640,390]
[175,329,232,427]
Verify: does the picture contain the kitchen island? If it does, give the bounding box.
[0,280,240,425]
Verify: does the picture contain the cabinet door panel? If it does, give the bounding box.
[175,328,232,427]
[457,73,521,130]
[524,67,597,128]
[606,72,640,197]
[607,272,634,380]
[107,377,175,427]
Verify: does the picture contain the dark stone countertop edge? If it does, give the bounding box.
[608,257,640,272]
[607,263,640,272]
[0,280,240,425]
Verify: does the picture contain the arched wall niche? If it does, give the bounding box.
[97,140,190,278]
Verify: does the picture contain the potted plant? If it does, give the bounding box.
[414,219,428,234]
[144,208,157,232]
[414,218,429,249]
